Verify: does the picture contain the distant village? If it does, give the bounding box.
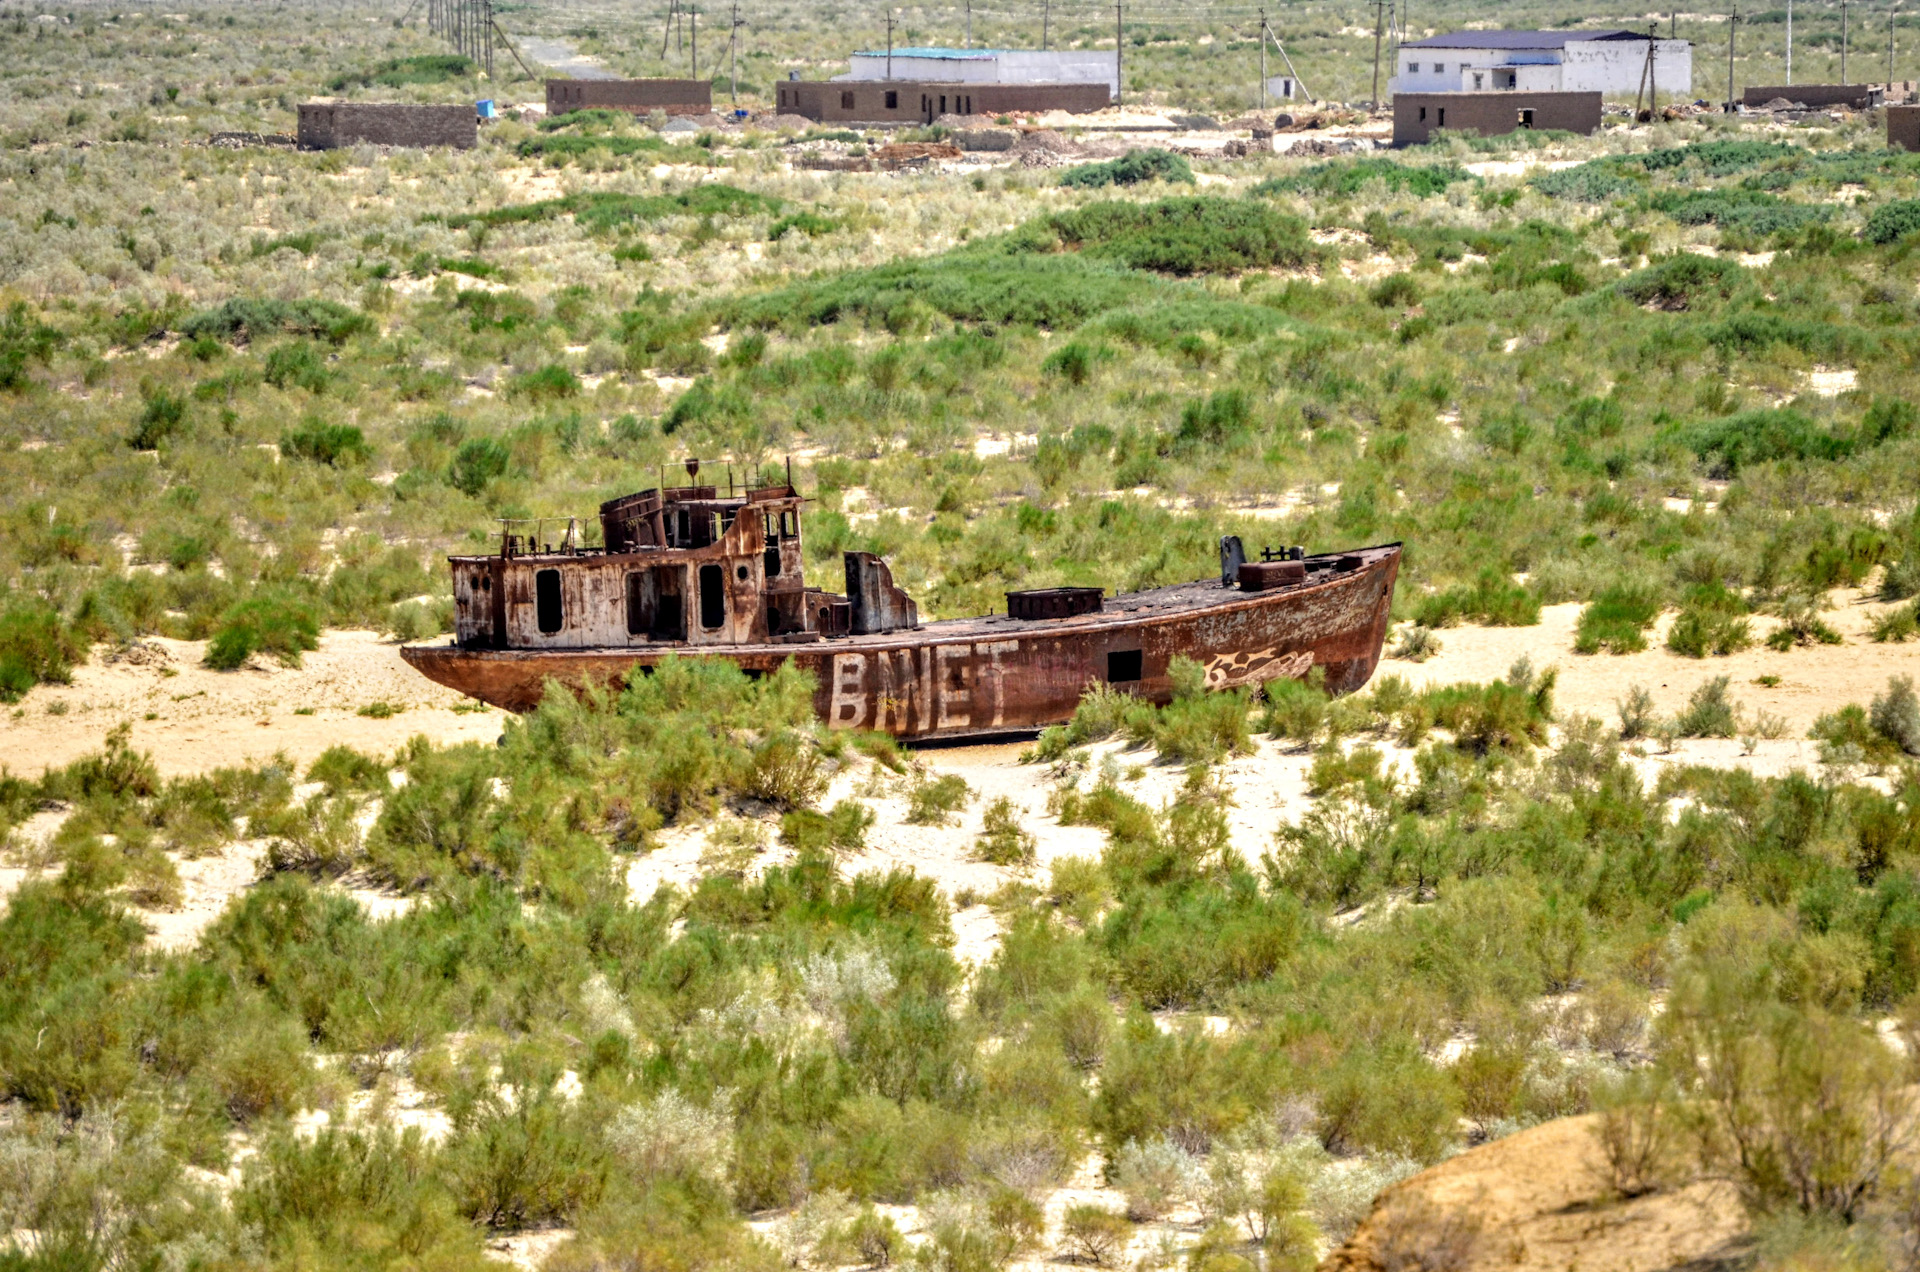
[296,20,1920,152]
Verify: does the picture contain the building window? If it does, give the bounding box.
[885,89,898,109]
[1107,649,1142,683]
[699,563,726,629]
[1438,107,1446,126]
[939,94,947,113]
[841,91,855,109]
[1433,62,1444,73]
[1472,72,1484,89]
[1518,108,1536,129]
[1407,61,1419,72]
[535,569,564,634]
[1419,105,1427,121]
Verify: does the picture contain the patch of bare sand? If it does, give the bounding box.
[1323,1112,1748,1272]
[1393,591,1920,737]
[0,631,501,777]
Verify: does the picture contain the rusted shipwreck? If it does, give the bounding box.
[401,463,1402,741]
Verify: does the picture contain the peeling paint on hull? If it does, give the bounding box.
[402,544,1401,740]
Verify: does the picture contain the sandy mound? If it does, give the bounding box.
[1321,1114,1750,1272]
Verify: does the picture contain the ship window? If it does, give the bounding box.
[1107,649,1142,683]
[626,572,646,636]
[699,564,725,629]
[736,564,750,582]
[535,569,564,634]
[781,511,796,538]
[765,546,781,577]
[481,574,491,591]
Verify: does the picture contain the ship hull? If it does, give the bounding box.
[402,544,1400,741]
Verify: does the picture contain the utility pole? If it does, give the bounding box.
[1785,0,1792,84]
[1891,1,1898,88]
[729,0,740,106]
[1043,0,1050,51]
[1370,0,1385,110]
[965,0,970,48]
[885,9,894,79]
[1259,6,1268,110]
[1726,6,1737,111]
[1843,0,1850,82]
[661,0,675,61]
[1635,25,1653,119]
[690,3,697,78]
[1115,0,1123,107]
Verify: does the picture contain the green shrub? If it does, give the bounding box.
[780,799,874,854]
[768,211,838,239]
[204,593,319,670]
[263,341,331,393]
[506,364,581,401]
[1264,157,1472,199]
[1666,583,1752,658]
[306,745,389,795]
[1044,197,1313,275]
[1060,148,1195,189]
[281,418,370,466]
[1413,567,1540,628]
[1865,198,1920,244]
[973,796,1036,866]
[1675,676,1738,738]
[1616,254,1748,309]
[1574,583,1659,654]
[1872,600,1919,644]
[0,603,84,701]
[127,386,186,449]
[448,436,512,496]
[180,297,369,345]
[906,773,972,826]
[1870,676,1920,756]
[1262,672,1328,743]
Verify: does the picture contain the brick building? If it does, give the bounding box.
[1891,105,1920,151]
[1392,91,1601,146]
[545,78,711,117]
[774,79,1109,124]
[297,102,476,150]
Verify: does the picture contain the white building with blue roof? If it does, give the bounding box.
[839,47,1120,97]
[1392,29,1691,97]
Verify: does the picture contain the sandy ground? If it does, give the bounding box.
[1392,588,1920,737]
[0,630,503,777]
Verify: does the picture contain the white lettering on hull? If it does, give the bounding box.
[830,640,1026,733]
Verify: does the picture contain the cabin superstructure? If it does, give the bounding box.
[450,463,919,653]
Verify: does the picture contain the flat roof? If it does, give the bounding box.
[1404,29,1647,50]
[852,47,1002,60]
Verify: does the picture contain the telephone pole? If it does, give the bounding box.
[1891,1,1898,87]
[885,9,895,78]
[1370,0,1385,110]
[1115,0,1124,107]
[1842,0,1850,82]
[690,3,698,78]
[1785,0,1792,84]
[729,0,740,106]
[964,0,971,48]
[1043,0,1050,51]
[1726,6,1737,111]
[661,0,675,60]
[1259,6,1268,110]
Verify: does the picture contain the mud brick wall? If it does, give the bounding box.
[297,103,476,150]
[1744,83,1880,109]
[545,79,712,116]
[1392,91,1601,147]
[775,79,1110,123]
[1891,105,1920,151]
